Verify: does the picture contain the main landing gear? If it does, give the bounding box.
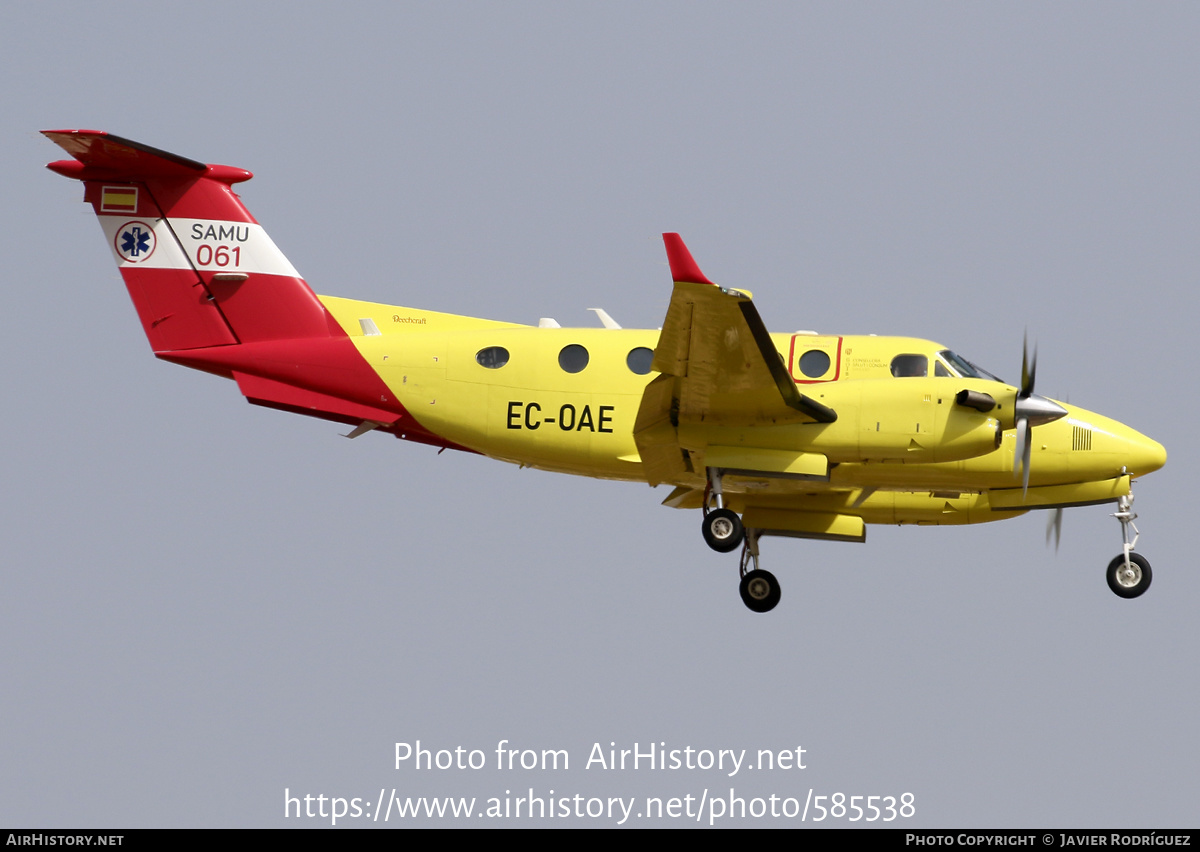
[701,467,744,553]
[1107,494,1152,598]
[738,530,781,613]
[703,468,779,612]
[702,508,743,552]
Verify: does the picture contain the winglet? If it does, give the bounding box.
[662,233,715,285]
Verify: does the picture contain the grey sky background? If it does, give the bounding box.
[2,2,1196,827]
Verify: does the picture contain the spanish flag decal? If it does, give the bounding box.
[100,186,138,214]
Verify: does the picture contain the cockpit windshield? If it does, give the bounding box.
[938,350,1004,383]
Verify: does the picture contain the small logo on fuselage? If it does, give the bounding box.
[115,221,157,263]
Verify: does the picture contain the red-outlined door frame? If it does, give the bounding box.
[788,335,844,383]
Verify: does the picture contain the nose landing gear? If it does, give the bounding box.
[1107,494,1152,598]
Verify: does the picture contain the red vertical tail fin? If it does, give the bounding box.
[44,130,341,352]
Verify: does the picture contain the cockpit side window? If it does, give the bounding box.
[935,360,952,378]
[890,354,928,378]
[938,350,1003,382]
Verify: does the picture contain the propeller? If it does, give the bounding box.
[1011,335,1068,496]
[1045,507,1063,552]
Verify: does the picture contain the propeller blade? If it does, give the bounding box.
[1020,334,1037,398]
[1011,335,1064,498]
[1013,414,1032,496]
[1014,415,1027,473]
[1021,335,1030,395]
[1045,507,1063,552]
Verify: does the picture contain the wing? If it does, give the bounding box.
[633,234,836,485]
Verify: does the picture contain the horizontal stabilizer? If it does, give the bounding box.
[233,372,402,427]
[44,130,247,183]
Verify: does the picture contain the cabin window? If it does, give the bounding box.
[890,354,927,377]
[797,349,831,379]
[475,346,510,369]
[626,347,654,375]
[558,344,589,373]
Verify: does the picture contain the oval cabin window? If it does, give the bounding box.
[558,344,589,374]
[476,346,510,369]
[626,347,654,375]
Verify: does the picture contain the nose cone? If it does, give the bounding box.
[1126,433,1167,478]
[1059,406,1166,480]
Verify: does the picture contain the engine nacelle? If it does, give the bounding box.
[810,378,1005,463]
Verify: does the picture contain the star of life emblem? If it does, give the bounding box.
[115,221,157,263]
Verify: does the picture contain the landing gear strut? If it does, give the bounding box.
[701,468,744,553]
[703,468,780,612]
[738,529,780,613]
[1107,494,1152,598]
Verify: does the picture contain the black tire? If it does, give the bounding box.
[702,508,744,553]
[1106,553,1152,599]
[739,569,781,613]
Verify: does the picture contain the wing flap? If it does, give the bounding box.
[704,446,830,481]
[632,374,690,487]
[740,508,866,543]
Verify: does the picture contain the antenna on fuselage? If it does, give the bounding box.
[587,308,621,329]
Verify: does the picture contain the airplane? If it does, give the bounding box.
[43,129,1167,613]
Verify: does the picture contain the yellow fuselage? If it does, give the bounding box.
[320,295,1165,530]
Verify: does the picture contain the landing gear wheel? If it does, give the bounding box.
[702,508,744,553]
[739,569,781,613]
[1107,553,1152,599]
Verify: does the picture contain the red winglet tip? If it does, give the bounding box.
[662,233,715,285]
